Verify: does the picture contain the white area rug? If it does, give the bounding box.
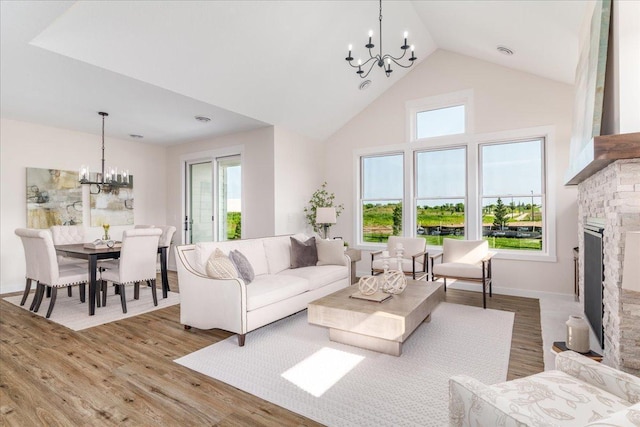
[3,286,180,331]
[175,302,514,427]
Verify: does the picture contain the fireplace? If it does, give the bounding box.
[583,219,604,348]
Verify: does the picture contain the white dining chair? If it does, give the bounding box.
[101,228,162,313]
[15,228,40,308]
[51,225,88,298]
[29,229,90,318]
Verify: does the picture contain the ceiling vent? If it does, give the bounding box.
[195,116,212,123]
[359,80,372,90]
[497,46,514,56]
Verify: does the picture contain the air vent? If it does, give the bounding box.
[497,46,514,56]
[359,80,372,90]
[195,115,212,123]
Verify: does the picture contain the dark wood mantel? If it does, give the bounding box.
[566,132,640,185]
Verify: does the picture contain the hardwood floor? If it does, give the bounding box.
[1,273,543,426]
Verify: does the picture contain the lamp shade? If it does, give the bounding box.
[316,207,337,224]
[622,231,640,292]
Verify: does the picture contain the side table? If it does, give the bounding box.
[345,248,361,284]
[552,341,602,362]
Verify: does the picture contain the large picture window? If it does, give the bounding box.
[360,153,404,243]
[480,139,544,251]
[415,147,466,246]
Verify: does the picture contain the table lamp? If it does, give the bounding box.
[316,207,337,239]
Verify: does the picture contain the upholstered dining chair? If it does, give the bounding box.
[15,228,40,308]
[51,225,87,298]
[100,228,162,313]
[430,238,495,308]
[27,229,89,318]
[134,225,176,270]
[371,236,428,280]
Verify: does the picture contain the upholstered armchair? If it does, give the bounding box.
[430,239,495,308]
[449,350,640,427]
[371,236,428,280]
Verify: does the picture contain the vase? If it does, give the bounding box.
[566,315,590,353]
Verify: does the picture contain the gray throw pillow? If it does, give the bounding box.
[229,250,255,284]
[290,236,318,269]
[316,238,346,266]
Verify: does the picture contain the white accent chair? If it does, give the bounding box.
[430,239,495,308]
[371,236,428,280]
[449,351,640,427]
[26,229,89,318]
[101,228,162,313]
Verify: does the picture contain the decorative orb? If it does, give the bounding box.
[358,275,379,295]
[382,270,407,294]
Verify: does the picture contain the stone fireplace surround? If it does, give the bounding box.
[577,158,640,374]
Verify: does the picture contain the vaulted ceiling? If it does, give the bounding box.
[0,1,590,145]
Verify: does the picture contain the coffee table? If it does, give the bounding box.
[307,280,444,356]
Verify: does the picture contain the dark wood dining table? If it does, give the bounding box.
[54,244,170,315]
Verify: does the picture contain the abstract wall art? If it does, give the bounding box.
[26,167,83,228]
[89,177,134,226]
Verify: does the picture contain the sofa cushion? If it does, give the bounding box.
[263,235,292,274]
[490,370,632,426]
[278,265,347,291]
[229,250,255,284]
[316,238,346,266]
[290,236,318,269]
[205,248,238,279]
[246,274,310,311]
[195,239,269,276]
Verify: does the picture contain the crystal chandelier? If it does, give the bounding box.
[78,112,129,193]
[345,0,416,79]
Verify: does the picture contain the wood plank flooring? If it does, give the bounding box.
[0,273,543,426]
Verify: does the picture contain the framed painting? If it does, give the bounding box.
[26,167,83,228]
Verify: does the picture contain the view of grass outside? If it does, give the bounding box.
[227,212,241,240]
[362,198,542,250]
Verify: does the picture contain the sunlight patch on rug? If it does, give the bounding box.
[175,302,514,427]
[281,347,365,397]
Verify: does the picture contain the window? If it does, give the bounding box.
[360,153,404,243]
[416,105,465,139]
[415,147,466,246]
[480,139,544,252]
[217,155,242,241]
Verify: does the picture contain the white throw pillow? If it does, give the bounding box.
[316,239,346,266]
[205,248,238,279]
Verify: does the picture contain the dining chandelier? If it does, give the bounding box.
[78,112,129,193]
[345,0,416,79]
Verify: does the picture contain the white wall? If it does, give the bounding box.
[0,118,167,294]
[273,126,324,235]
[165,126,275,248]
[614,0,640,134]
[325,50,578,296]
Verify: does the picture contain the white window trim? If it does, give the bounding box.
[353,125,557,262]
[406,89,475,143]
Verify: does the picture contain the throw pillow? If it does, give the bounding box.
[205,248,238,279]
[290,236,318,269]
[229,250,255,284]
[316,239,346,266]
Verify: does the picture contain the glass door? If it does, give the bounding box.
[184,154,242,244]
[217,155,242,241]
[186,161,213,244]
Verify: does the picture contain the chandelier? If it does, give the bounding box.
[345,0,416,79]
[78,112,129,193]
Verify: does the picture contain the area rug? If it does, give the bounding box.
[3,286,180,331]
[175,302,514,427]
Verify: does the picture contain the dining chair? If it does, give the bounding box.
[100,228,162,313]
[51,225,87,297]
[15,228,40,308]
[430,238,496,308]
[29,229,89,318]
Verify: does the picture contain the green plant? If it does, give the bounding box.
[304,182,344,233]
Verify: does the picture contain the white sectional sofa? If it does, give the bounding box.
[175,234,351,346]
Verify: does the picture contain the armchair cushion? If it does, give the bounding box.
[432,262,483,279]
[388,236,426,258]
[372,257,424,273]
[442,239,489,264]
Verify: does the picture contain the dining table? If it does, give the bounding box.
[54,243,170,315]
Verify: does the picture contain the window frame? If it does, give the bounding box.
[406,89,474,143]
[354,125,557,262]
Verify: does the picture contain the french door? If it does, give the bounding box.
[184,154,241,244]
